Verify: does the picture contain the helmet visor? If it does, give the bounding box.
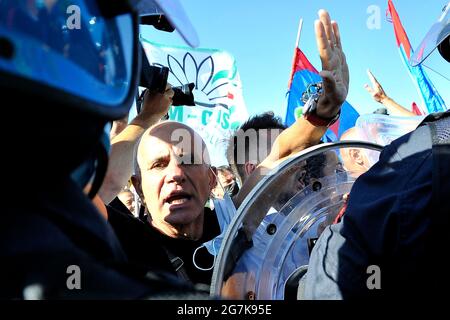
[0,0,136,113]
[410,3,450,66]
[136,0,199,47]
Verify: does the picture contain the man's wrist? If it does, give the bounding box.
[380,96,392,105]
[315,99,342,119]
[302,96,341,127]
[301,82,342,127]
[130,113,163,128]
[304,110,340,127]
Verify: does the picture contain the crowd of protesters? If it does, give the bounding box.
[1,0,449,301]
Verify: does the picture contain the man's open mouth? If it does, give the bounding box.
[164,192,192,205]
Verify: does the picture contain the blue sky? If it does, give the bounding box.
[142,0,450,119]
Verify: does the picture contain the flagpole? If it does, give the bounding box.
[284,18,304,124]
[288,18,303,88]
[295,18,303,49]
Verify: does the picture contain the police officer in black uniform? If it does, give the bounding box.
[0,0,204,299]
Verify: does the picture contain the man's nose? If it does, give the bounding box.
[165,160,186,184]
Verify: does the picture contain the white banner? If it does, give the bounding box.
[141,37,249,166]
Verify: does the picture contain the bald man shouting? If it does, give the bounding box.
[133,121,217,241]
[106,121,220,287]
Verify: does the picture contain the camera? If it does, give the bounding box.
[138,44,196,113]
[140,65,169,93]
[139,63,195,106]
[172,83,195,106]
[139,43,169,93]
[137,82,195,114]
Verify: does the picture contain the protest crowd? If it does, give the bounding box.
[0,0,449,301]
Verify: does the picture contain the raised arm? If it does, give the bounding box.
[364,69,415,117]
[98,85,174,204]
[234,9,348,208]
[109,114,130,141]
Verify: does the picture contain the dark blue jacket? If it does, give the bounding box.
[0,178,192,299]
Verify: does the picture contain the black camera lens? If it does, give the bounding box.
[172,83,195,106]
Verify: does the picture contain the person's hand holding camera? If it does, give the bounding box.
[133,83,174,127]
[100,84,174,204]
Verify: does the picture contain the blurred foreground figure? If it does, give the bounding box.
[0,0,206,299]
[304,2,450,300]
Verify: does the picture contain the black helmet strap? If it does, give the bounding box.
[87,141,109,199]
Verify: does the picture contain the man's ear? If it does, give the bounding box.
[349,149,364,166]
[244,161,257,176]
[208,166,218,191]
[131,175,145,205]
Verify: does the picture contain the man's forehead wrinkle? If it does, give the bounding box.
[146,150,170,165]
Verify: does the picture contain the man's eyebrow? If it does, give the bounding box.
[146,154,169,167]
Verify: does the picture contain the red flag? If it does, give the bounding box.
[411,102,423,115]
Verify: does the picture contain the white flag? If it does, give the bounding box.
[141,37,249,166]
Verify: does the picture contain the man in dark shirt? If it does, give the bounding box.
[107,121,220,287]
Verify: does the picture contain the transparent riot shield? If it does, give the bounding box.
[354,113,425,146]
[210,141,383,300]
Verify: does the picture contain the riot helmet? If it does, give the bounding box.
[0,0,197,184]
[410,2,450,65]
